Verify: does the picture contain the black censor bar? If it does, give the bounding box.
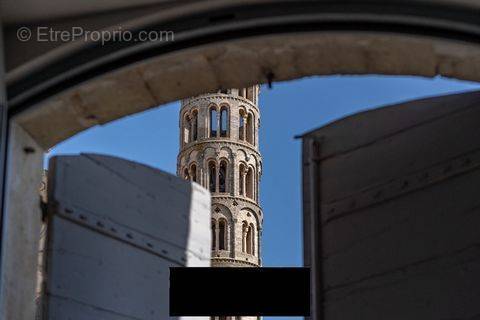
[170,267,310,317]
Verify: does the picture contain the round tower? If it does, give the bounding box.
[177,86,263,271]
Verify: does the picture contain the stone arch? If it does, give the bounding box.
[211,204,234,251]
[239,209,258,256]
[207,102,219,111]
[212,203,234,222]
[238,106,248,115]
[202,147,217,164]
[220,146,234,160]
[13,29,480,150]
[218,158,229,193]
[217,147,231,162]
[249,153,259,165]
[187,149,200,164]
[179,156,187,169]
[189,162,198,183]
[240,207,262,230]
[237,149,248,163]
[247,153,259,168]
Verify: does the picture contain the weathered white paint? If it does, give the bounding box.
[0,121,44,320]
[43,154,210,320]
[302,90,480,320]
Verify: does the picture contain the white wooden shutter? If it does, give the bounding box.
[302,91,480,320]
[41,154,210,320]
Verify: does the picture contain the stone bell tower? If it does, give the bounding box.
[177,86,263,274]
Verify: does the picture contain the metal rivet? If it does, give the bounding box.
[126,233,133,239]
[79,215,87,221]
[96,221,104,228]
[147,243,153,248]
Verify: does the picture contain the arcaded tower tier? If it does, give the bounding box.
[177,86,263,270]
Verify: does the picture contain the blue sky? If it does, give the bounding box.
[46,75,480,319]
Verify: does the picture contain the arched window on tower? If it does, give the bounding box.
[183,168,190,180]
[219,161,227,193]
[246,167,254,199]
[208,161,217,193]
[218,219,226,250]
[211,219,216,250]
[250,223,255,255]
[239,110,245,141]
[210,108,218,137]
[190,164,197,183]
[220,107,228,137]
[246,224,253,254]
[242,221,248,252]
[246,113,254,144]
[239,164,245,196]
[191,110,198,141]
[183,114,191,145]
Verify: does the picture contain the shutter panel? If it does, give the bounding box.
[302,91,480,320]
[41,154,210,320]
